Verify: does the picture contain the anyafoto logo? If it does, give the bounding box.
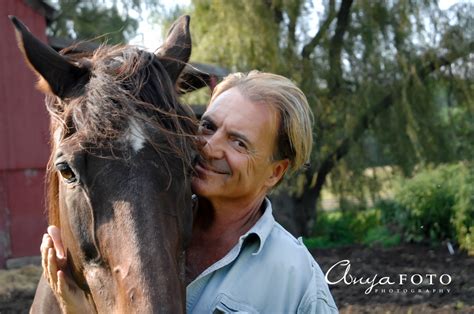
[325,260,453,295]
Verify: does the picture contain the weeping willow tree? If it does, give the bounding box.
[180,0,473,236]
[47,0,473,236]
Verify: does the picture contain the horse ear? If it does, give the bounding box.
[9,16,90,99]
[155,15,192,84]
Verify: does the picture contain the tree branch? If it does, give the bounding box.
[301,0,336,59]
[328,0,354,93]
[312,42,474,201]
[264,0,283,25]
[287,12,297,49]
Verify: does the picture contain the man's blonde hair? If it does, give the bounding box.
[210,71,314,173]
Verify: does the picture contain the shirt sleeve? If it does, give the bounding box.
[297,261,339,314]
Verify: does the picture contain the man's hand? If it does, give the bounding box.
[40,226,96,313]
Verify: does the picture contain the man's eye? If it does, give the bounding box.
[201,121,211,129]
[234,140,247,149]
[199,121,214,133]
[56,163,77,183]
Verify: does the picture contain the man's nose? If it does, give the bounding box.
[201,133,225,159]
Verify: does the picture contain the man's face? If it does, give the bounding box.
[191,87,287,203]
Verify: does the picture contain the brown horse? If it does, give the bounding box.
[10,15,196,313]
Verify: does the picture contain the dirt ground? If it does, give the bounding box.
[0,265,41,314]
[0,243,472,313]
[312,244,474,314]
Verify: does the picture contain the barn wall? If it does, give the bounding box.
[0,0,50,267]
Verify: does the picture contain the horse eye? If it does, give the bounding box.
[56,163,76,182]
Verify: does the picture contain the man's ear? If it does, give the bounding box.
[266,159,290,188]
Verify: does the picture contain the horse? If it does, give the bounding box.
[9,15,197,313]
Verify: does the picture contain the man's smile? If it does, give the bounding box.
[195,159,231,176]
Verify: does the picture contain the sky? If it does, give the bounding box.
[129,0,463,51]
[128,0,191,50]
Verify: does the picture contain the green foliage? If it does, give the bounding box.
[306,163,473,251]
[303,236,337,249]
[46,0,144,44]
[311,211,358,246]
[189,0,290,73]
[307,208,389,248]
[452,165,474,255]
[362,226,401,248]
[375,199,404,227]
[441,106,474,161]
[182,0,474,237]
[394,164,462,243]
[48,0,474,236]
[384,163,474,255]
[305,163,472,251]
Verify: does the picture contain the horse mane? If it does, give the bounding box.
[45,44,198,226]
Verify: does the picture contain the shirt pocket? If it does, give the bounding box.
[211,294,259,314]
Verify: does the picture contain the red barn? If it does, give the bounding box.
[0,0,53,268]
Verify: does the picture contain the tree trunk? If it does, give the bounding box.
[270,169,320,237]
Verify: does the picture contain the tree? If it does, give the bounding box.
[44,0,474,236]
[45,0,162,45]
[184,0,473,236]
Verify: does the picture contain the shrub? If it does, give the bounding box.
[374,199,404,230]
[303,236,336,249]
[312,211,355,246]
[309,209,382,248]
[452,164,474,255]
[362,225,401,247]
[307,163,473,253]
[394,163,471,247]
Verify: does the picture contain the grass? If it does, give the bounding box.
[304,207,402,249]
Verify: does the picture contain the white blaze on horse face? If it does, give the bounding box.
[126,118,146,153]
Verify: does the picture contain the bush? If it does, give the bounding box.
[394,163,462,243]
[311,211,356,246]
[303,236,337,249]
[362,226,401,247]
[308,209,382,248]
[306,163,473,254]
[374,199,404,230]
[392,162,474,254]
[452,165,474,255]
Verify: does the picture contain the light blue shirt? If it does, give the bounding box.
[186,199,338,313]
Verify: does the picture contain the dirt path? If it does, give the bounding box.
[0,244,472,313]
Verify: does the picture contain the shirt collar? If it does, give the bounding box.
[239,198,275,255]
[186,198,276,285]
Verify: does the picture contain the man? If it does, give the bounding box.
[42,71,338,313]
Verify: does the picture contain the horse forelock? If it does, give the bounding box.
[44,44,197,224]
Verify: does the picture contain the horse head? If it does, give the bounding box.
[10,16,196,313]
